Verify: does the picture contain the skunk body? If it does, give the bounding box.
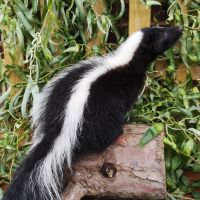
[3,27,182,200]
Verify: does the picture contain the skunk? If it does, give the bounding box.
[2,27,182,200]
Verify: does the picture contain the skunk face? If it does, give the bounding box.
[141,27,182,56]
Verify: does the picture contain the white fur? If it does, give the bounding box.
[30,72,66,149]
[30,64,84,149]
[36,31,143,200]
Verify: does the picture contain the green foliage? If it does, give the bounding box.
[128,70,200,198]
[167,0,200,67]
[0,0,200,199]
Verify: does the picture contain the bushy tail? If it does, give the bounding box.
[2,140,66,200]
[2,160,40,200]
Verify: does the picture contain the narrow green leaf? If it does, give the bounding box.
[63,45,79,53]
[0,87,11,104]
[16,21,24,51]
[114,0,125,20]
[178,107,193,118]
[192,181,200,188]
[192,192,200,199]
[87,10,93,38]
[182,139,194,156]
[74,0,86,24]
[139,123,164,147]
[21,78,33,118]
[97,17,106,34]
[188,128,200,136]
[14,6,35,37]
[146,0,161,7]
[164,137,178,152]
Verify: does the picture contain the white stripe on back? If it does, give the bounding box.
[36,31,143,200]
[30,62,88,149]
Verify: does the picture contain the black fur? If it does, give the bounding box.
[75,27,183,155]
[2,27,182,200]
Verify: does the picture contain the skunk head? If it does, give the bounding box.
[141,27,183,56]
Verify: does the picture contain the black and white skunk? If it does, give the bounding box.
[2,27,182,200]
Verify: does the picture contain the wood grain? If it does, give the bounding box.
[62,124,166,200]
[129,0,151,35]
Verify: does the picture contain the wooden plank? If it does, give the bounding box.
[176,0,189,13]
[2,41,23,95]
[157,64,200,83]
[40,0,45,18]
[191,65,200,80]
[129,0,151,35]
[176,64,187,83]
[87,0,105,55]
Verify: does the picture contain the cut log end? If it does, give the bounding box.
[62,124,166,200]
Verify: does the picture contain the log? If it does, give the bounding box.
[86,0,105,56]
[62,124,166,200]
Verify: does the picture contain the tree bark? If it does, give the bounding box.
[62,124,166,200]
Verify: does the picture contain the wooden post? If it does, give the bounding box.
[40,0,45,18]
[62,125,166,200]
[176,0,188,82]
[176,0,189,13]
[129,0,151,35]
[87,0,105,55]
[2,41,24,95]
